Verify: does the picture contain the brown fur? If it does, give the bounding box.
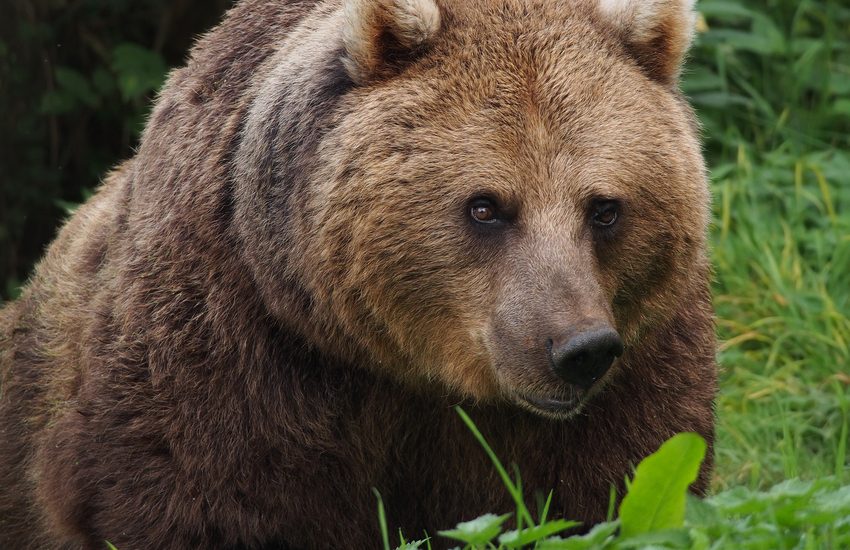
[0,0,716,548]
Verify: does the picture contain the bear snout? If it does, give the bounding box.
[547,326,623,390]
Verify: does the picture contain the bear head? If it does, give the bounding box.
[233,0,709,419]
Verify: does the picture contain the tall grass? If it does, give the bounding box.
[684,0,850,488]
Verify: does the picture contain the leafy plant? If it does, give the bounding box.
[618,434,707,537]
[0,0,234,300]
[381,410,850,549]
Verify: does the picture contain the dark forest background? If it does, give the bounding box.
[1,0,234,299]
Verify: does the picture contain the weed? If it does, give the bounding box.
[382,409,850,549]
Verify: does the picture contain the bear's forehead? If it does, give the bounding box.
[432,0,614,60]
[334,0,702,201]
[375,44,687,183]
[437,0,598,30]
[392,4,676,136]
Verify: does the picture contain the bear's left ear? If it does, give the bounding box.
[342,0,441,85]
[598,0,697,85]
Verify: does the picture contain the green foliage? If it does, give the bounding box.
[618,434,707,537]
[387,411,850,549]
[111,43,169,102]
[687,0,850,157]
[685,0,850,490]
[425,413,711,548]
[440,513,514,546]
[0,0,233,300]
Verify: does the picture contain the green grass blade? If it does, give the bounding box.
[455,406,535,527]
[373,488,391,550]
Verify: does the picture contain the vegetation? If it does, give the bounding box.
[0,0,233,298]
[2,0,849,547]
[384,411,850,549]
[691,0,849,490]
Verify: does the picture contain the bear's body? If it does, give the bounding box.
[0,0,716,548]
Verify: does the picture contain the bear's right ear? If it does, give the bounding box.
[342,0,441,85]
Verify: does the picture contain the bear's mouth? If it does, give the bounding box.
[512,390,585,420]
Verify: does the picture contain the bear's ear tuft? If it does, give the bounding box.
[342,0,441,84]
[598,0,697,85]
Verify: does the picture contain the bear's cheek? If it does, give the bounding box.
[315,216,504,398]
[604,215,703,342]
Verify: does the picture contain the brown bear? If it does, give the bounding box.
[0,0,716,548]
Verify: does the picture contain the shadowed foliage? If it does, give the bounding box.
[1,0,233,299]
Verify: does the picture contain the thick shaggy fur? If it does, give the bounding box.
[0,0,716,548]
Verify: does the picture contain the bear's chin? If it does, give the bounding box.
[508,373,615,420]
[512,392,585,420]
[508,384,595,420]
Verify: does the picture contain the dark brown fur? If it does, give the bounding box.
[0,0,716,548]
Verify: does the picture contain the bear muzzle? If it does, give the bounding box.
[548,326,623,390]
[506,325,624,420]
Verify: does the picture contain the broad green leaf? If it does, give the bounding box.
[684,493,721,526]
[55,66,99,108]
[697,0,756,20]
[835,99,850,118]
[831,73,850,96]
[690,92,753,109]
[40,89,76,115]
[92,67,117,96]
[705,29,783,55]
[497,519,579,548]
[813,485,850,512]
[536,521,618,549]
[618,433,707,537]
[682,67,724,93]
[767,478,815,498]
[615,528,692,548]
[438,513,511,546]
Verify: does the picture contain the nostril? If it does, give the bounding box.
[549,327,623,389]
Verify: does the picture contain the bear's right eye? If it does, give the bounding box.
[469,198,500,225]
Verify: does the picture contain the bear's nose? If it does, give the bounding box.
[549,327,624,389]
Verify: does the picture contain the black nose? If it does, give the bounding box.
[549,327,624,389]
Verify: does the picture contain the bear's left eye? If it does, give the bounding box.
[591,201,619,228]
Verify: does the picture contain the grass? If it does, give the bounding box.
[711,145,850,490]
[690,0,850,490]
